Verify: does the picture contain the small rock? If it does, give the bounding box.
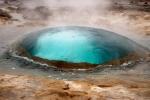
[0,8,11,19]
[11,67,16,70]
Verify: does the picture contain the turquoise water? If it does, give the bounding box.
[22,26,136,64]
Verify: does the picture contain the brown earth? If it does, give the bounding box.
[0,74,150,100]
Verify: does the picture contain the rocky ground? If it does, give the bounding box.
[0,0,150,100]
[0,74,150,100]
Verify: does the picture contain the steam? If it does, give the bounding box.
[1,0,147,48]
[4,0,145,51]
[22,0,112,10]
[17,0,138,39]
[19,0,112,24]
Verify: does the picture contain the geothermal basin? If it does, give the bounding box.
[9,26,149,71]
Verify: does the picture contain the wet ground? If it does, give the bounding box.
[0,0,150,100]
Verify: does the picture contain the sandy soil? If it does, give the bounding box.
[0,74,150,100]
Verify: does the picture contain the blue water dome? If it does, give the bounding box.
[18,26,147,69]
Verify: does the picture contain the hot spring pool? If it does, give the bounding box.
[10,26,148,70]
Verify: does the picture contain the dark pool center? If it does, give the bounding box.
[13,26,148,70]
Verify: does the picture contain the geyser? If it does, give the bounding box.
[13,26,148,70]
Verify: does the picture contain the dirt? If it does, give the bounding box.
[0,74,149,100]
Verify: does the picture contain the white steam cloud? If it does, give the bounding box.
[8,0,149,46]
